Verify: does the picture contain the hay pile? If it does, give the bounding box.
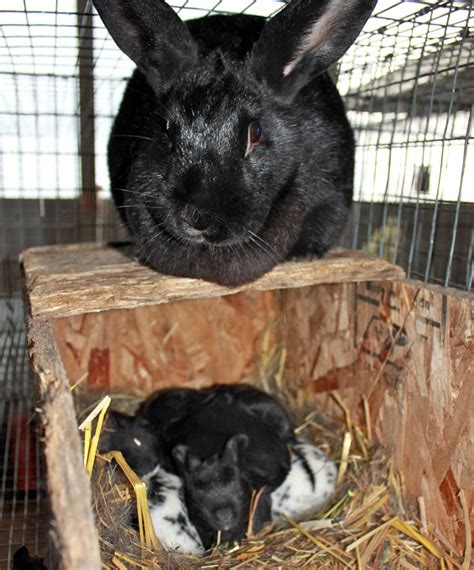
[79,386,463,570]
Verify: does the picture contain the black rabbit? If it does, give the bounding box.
[137,384,295,486]
[12,546,47,570]
[92,0,376,286]
[99,410,160,476]
[173,433,272,550]
[137,385,294,547]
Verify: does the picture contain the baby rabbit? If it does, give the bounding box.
[137,385,295,487]
[200,384,296,442]
[271,439,337,522]
[173,433,271,550]
[144,464,204,555]
[137,388,206,472]
[135,384,295,548]
[92,0,376,286]
[99,410,160,477]
[100,410,204,555]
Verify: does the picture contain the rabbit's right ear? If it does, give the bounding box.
[92,0,198,92]
[223,433,249,465]
[250,0,376,100]
[173,445,202,471]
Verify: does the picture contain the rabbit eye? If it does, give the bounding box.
[245,120,262,157]
[249,120,261,144]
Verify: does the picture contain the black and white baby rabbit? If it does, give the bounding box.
[271,439,337,522]
[92,0,377,286]
[144,464,204,555]
[101,410,204,554]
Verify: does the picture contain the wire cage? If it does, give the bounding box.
[0,0,473,566]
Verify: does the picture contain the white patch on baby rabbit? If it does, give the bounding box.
[271,439,337,522]
[144,465,204,555]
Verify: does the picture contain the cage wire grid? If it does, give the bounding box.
[0,0,473,566]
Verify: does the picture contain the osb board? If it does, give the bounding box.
[25,317,101,570]
[20,242,404,319]
[282,280,473,553]
[51,290,281,392]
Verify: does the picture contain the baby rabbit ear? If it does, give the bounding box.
[250,0,376,99]
[92,0,198,92]
[173,445,201,471]
[223,433,249,464]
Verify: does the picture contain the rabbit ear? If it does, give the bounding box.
[250,0,376,99]
[92,0,198,92]
[173,445,202,471]
[173,444,189,467]
[223,433,249,464]
[106,411,134,431]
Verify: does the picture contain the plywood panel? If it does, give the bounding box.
[282,280,473,551]
[20,243,405,319]
[25,317,101,570]
[52,290,281,393]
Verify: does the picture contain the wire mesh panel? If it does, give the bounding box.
[0,297,51,568]
[1,0,472,294]
[339,0,473,290]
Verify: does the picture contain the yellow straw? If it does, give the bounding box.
[104,450,160,551]
[391,518,442,559]
[79,395,111,476]
[337,431,352,485]
[83,423,91,468]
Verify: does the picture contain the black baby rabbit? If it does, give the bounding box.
[138,384,295,489]
[100,410,160,476]
[173,433,272,550]
[92,0,376,286]
[140,385,294,547]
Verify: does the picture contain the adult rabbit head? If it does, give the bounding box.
[93,0,376,286]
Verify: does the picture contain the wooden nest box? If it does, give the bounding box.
[21,243,472,568]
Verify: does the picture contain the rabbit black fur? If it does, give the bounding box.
[12,546,47,570]
[137,385,294,548]
[173,433,272,550]
[99,410,160,476]
[92,0,377,286]
[137,385,295,486]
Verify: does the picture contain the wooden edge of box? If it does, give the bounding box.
[26,316,101,569]
[20,242,406,319]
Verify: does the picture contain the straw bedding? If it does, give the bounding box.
[76,380,463,570]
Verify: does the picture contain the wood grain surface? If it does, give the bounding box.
[20,243,405,318]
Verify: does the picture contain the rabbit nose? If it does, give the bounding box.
[215,507,234,530]
[181,206,213,233]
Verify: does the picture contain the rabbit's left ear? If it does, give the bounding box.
[222,433,249,464]
[250,0,376,99]
[92,0,198,92]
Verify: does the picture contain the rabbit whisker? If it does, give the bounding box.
[110,134,154,141]
[249,231,284,262]
[112,187,156,198]
[248,231,281,264]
